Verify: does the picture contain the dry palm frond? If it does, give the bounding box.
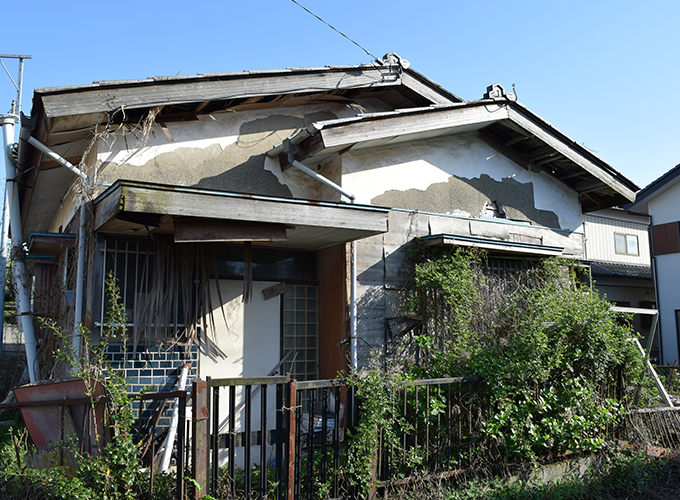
[131,236,231,351]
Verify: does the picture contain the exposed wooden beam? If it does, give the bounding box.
[174,219,287,242]
[478,130,530,171]
[504,134,529,146]
[507,107,636,202]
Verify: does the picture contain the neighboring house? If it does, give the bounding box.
[583,208,657,359]
[12,54,639,393]
[629,164,680,364]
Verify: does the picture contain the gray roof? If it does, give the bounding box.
[590,260,652,280]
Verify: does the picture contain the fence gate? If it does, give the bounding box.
[205,375,356,500]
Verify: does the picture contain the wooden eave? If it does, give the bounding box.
[34,65,459,132]
[283,101,638,213]
[18,63,461,238]
[93,180,390,250]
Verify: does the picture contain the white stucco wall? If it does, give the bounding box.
[341,133,583,231]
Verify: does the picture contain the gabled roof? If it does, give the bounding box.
[17,55,463,238]
[268,98,639,213]
[628,163,680,213]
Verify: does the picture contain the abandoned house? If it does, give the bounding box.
[9,53,640,395]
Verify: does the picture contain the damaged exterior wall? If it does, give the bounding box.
[343,132,588,369]
[342,133,583,231]
[353,210,586,367]
[93,102,386,205]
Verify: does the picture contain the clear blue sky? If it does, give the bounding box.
[1,0,678,190]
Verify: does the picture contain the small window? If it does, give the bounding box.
[614,233,639,256]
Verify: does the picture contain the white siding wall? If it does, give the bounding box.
[647,181,680,363]
[656,253,680,364]
[583,215,651,265]
[647,183,680,225]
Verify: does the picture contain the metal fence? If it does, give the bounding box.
[204,375,482,500]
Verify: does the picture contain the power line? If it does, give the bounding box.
[290,0,380,62]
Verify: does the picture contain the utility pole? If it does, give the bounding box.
[0,54,31,362]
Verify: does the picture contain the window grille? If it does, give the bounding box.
[99,237,189,340]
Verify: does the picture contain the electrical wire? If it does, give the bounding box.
[289,0,380,62]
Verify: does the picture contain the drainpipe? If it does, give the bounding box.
[72,204,87,357]
[22,134,87,181]
[289,158,360,367]
[351,241,358,370]
[18,131,88,361]
[283,142,360,368]
[1,114,37,382]
[648,215,664,362]
[288,159,355,202]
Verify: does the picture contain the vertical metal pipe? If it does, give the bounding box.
[72,203,87,358]
[1,114,37,382]
[211,385,220,495]
[260,384,268,499]
[332,387,340,498]
[276,381,284,500]
[228,386,236,497]
[244,384,252,499]
[350,240,358,370]
[16,58,25,119]
[176,393,186,500]
[307,389,315,499]
[320,388,328,486]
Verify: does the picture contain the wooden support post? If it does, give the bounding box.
[192,380,208,498]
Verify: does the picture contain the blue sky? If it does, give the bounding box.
[1,0,678,190]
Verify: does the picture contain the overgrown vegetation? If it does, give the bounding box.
[347,247,649,497]
[410,248,644,459]
[0,275,175,499]
[388,450,680,500]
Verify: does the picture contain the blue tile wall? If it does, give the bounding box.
[104,343,198,434]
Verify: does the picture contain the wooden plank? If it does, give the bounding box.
[262,282,286,301]
[93,184,124,230]
[319,103,509,150]
[40,67,401,119]
[173,218,287,243]
[118,184,388,233]
[400,71,462,105]
[210,376,289,387]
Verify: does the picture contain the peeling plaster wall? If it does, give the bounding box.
[342,133,583,231]
[95,102,379,200]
